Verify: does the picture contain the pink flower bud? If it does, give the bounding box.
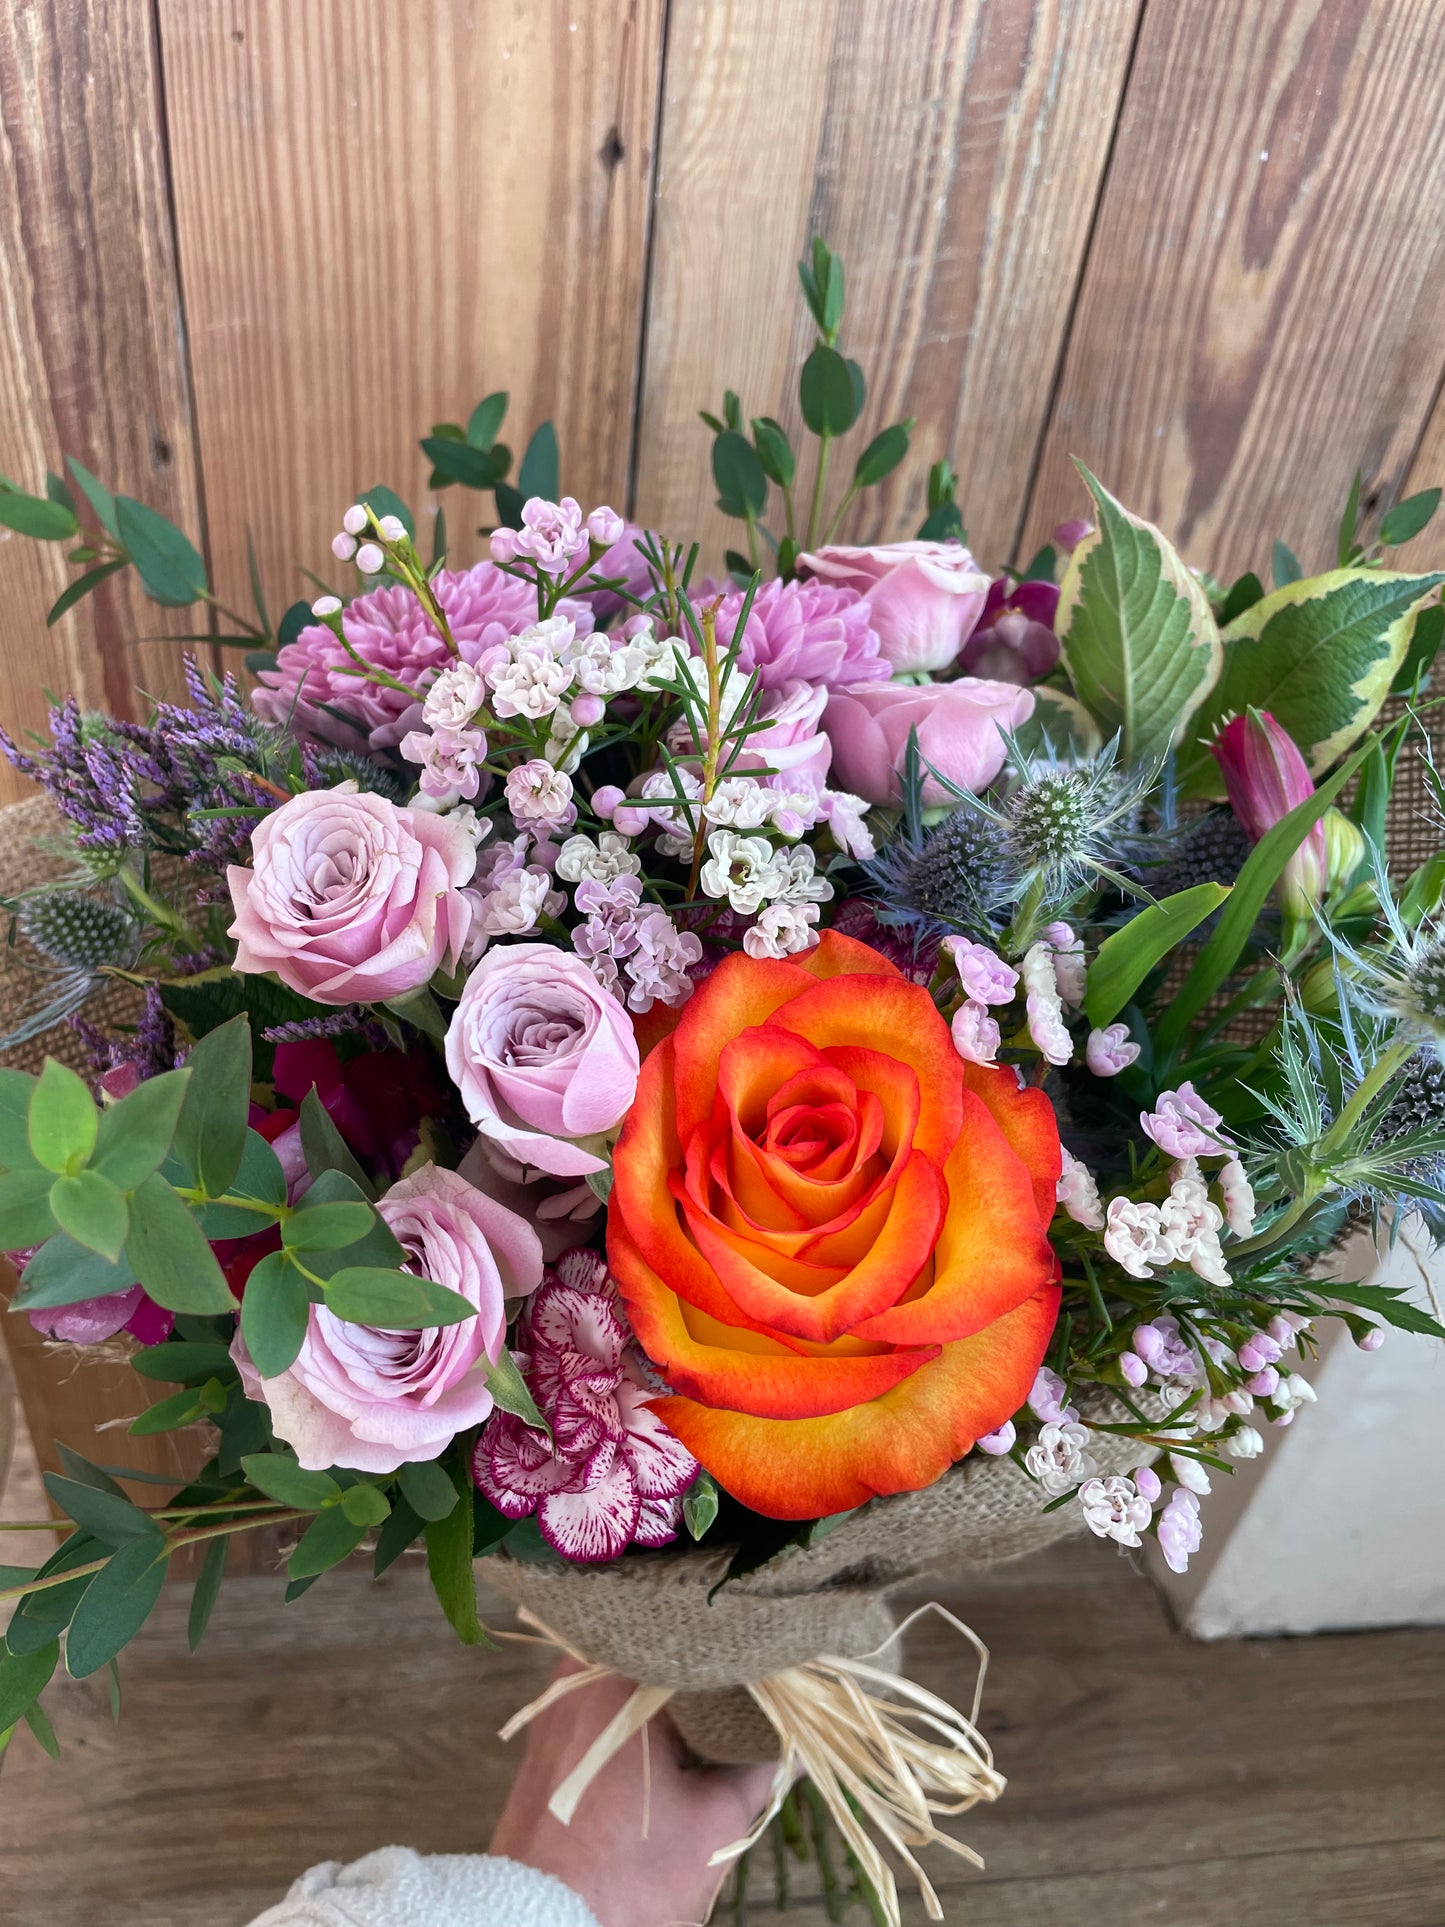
[355,542,384,575]
[1134,1464,1162,1504]
[587,505,625,546]
[611,802,652,837]
[1210,710,1325,918]
[569,693,606,728]
[591,784,626,820]
[1273,1408,1295,1427]
[332,532,357,562]
[1119,1349,1148,1388]
[311,595,342,618]
[1246,1366,1280,1397]
[377,514,408,543]
[1356,1327,1385,1352]
[1052,518,1093,553]
[342,503,369,536]
[975,1420,1016,1456]
[1087,1022,1141,1077]
[490,527,521,565]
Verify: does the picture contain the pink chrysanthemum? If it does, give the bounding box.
[712,577,890,691]
[252,563,592,751]
[471,1250,698,1562]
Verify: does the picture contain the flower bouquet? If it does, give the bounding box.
[2,239,1444,1921]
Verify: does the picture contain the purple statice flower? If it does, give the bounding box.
[472,1251,697,1562]
[70,984,179,1085]
[262,1007,389,1048]
[712,576,890,691]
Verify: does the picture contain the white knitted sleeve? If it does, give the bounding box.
[242,1847,603,1927]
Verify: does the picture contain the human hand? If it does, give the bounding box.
[490,1661,777,1927]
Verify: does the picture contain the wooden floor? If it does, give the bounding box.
[2,1433,1444,1927]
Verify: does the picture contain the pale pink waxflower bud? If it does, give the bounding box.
[356,542,385,575]
[1140,1082,1232,1160]
[1119,1350,1148,1388]
[570,693,606,728]
[1357,1327,1385,1352]
[332,532,358,562]
[951,998,1001,1067]
[1134,1464,1162,1504]
[591,784,626,820]
[1041,920,1086,1006]
[975,1420,1016,1456]
[1224,1427,1264,1460]
[490,526,521,565]
[377,514,408,543]
[342,503,369,536]
[586,505,625,546]
[1157,1488,1203,1574]
[1236,1332,1282,1374]
[1021,940,1072,1065]
[311,595,342,618]
[1086,1022,1140,1077]
[1246,1366,1280,1397]
[1218,1158,1256,1238]
[1052,518,1093,553]
[943,934,1018,1005]
[1027,1365,1075,1424]
[1056,1148,1104,1229]
[1170,1452,1212,1496]
[1210,709,1325,920]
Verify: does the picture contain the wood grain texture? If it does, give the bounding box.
[0,1538,1440,1925]
[633,0,1141,572]
[1021,0,1445,583]
[156,0,664,629]
[0,0,206,805]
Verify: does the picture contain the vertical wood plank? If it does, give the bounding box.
[0,0,206,804]
[157,0,664,625]
[633,0,1142,570]
[1021,0,1445,583]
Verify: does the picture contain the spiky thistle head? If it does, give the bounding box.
[307,745,410,803]
[17,891,136,969]
[1330,844,1445,1063]
[864,807,1015,940]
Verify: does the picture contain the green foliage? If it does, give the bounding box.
[194,1129,287,1238]
[683,1472,720,1541]
[114,496,207,605]
[0,480,79,541]
[299,1087,375,1198]
[325,1267,475,1330]
[282,1195,375,1252]
[852,419,914,488]
[188,1536,228,1652]
[90,1068,190,1189]
[13,1236,135,1311]
[713,431,768,519]
[1272,539,1302,587]
[1056,466,1222,766]
[125,1172,237,1314]
[47,558,127,626]
[799,344,863,438]
[359,485,414,540]
[797,237,844,344]
[424,1459,489,1646]
[48,1170,128,1262]
[0,1065,36,1168]
[42,1474,161,1547]
[28,1059,98,1174]
[0,1169,60,1250]
[1379,487,1441,549]
[239,1251,312,1379]
[398,1457,462,1522]
[287,1507,368,1581]
[130,1339,237,1384]
[484,1348,548,1433]
[0,1639,59,1737]
[373,1497,427,1576]
[241,1453,340,1511]
[1391,601,1444,694]
[750,417,795,488]
[340,1484,391,1528]
[517,422,560,504]
[1084,883,1233,1030]
[173,1015,252,1197]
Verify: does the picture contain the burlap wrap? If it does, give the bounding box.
[481,1419,1151,1763]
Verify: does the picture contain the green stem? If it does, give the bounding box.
[116,865,198,947]
[0,1509,312,1605]
[1318,1037,1416,1156]
[822,482,859,545]
[743,513,760,574]
[806,434,833,551]
[781,482,796,546]
[200,590,266,640]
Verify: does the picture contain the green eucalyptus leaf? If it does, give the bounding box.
[340,1484,391,1528]
[90,1068,190,1189]
[712,431,767,519]
[125,1172,237,1315]
[129,1339,237,1384]
[424,1461,489,1647]
[0,1639,59,1735]
[194,1128,287,1238]
[1379,488,1441,549]
[325,1267,475,1331]
[298,1087,375,1198]
[1084,884,1232,1030]
[852,420,913,488]
[516,422,559,504]
[174,1015,251,1196]
[287,1507,368,1581]
[799,344,861,437]
[66,457,120,538]
[127,1387,206,1436]
[750,417,795,488]
[28,1058,98,1174]
[1272,540,1302,587]
[114,496,207,605]
[484,1348,548,1434]
[683,1472,719,1542]
[188,1534,228,1652]
[398,1456,461,1522]
[467,392,508,450]
[42,1473,163,1547]
[1391,601,1444,695]
[48,1170,129,1262]
[0,1169,59,1250]
[421,438,505,490]
[65,1539,169,1677]
[242,1452,340,1511]
[47,557,127,626]
[0,487,79,541]
[283,1198,375,1252]
[0,1066,37,1170]
[1217,571,1265,626]
[239,1251,311,1379]
[373,1497,427,1576]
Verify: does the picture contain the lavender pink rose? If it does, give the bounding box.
[799,539,991,674]
[824,677,1036,805]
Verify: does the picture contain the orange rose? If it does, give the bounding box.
[608,931,1062,1519]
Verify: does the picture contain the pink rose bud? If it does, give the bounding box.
[591,784,626,821]
[976,1420,1016,1456]
[586,505,625,546]
[1119,1349,1148,1388]
[570,692,606,728]
[355,542,385,575]
[1134,1464,1162,1504]
[342,503,369,536]
[1052,518,1093,553]
[1210,710,1325,918]
[1357,1327,1385,1352]
[823,678,1035,806]
[1247,1366,1280,1397]
[332,532,357,562]
[490,526,521,565]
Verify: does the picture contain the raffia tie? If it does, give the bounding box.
[496,1601,1005,1927]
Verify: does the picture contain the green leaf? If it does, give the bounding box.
[47,557,127,625]
[382,986,447,1040]
[1326,1280,1445,1339]
[1380,488,1441,549]
[42,1474,163,1547]
[1156,739,1372,1056]
[467,392,508,450]
[242,1452,340,1511]
[516,422,559,503]
[1007,688,1103,761]
[66,457,120,538]
[798,237,844,341]
[277,599,310,649]
[1337,468,1363,567]
[48,1170,129,1262]
[174,1014,252,1196]
[6,1535,103,1653]
[853,419,913,488]
[0,1169,59,1249]
[1182,569,1445,794]
[0,1640,59,1735]
[28,1058,98,1174]
[420,437,506,490]
[340,1483,391,1527]
[845,357,866,422]
[239,1251,312,1379]
[114,496,207,605]
[283,1198,375,1252]
[299,1087,375,1198]
[302,1206,405,1283]
[1272,540,1302,587]
[424,1461,488,1647]
[373,1497,426,1576]
[46,469,77,513]
[65,1539,169,1677]
[130,1339,237,1384]
[1056,466,1222,767]
[1401,852,1445,927]
[325,1267,476,1330]
[683,1472,719,1542]
[360,485,414,540]
[127,1387,206,1435]
[90,1068,190,1190]
[1084,883,1232,1029]
[750,417,795,488]
[126,1172,237,1314]
[0,486,79,541]
[194,1127,288,1238]
[1391,600,1444,695]
[916,500,964,543]
[484,1348,548,1434]
[712,431,767,520]
[799,344,861,437]
[12,1233,136,1311]
[1217,571,1265,626]
[53,1443,128,1497]
[23,1697,61,1757]
[398,1456,462,1522]
[0,1066,37,1169]
[188,1534,228,1651]
[287,1507,368,1581]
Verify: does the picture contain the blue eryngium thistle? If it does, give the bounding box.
[1330,844,1445,1064]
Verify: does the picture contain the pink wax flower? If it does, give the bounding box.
[227,785,476,1005]
[975,1420,1017,1456]
[504,497,589,576]
[951,998,1001,1066]
[712,575,889,690]
[472,1251,698,1562]
[1140,1082,1232,1160]
[957,577,1061,685]
[824,677,1035,806]
[233,1163,542,1474]
[1210,709,1325,918]
[444,942,641,1177]
[1157,1487,1204,1574]
[798,540,991,674]
[1086,1022,1141,1077]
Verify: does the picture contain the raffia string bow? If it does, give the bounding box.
[497,1602,1004,1927]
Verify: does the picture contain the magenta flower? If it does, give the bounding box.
[472,1252,698,1561]
[1210,709,1325,917]
[712,576,890,691]
[28,1286,173,1348]
[957,577,1060,685]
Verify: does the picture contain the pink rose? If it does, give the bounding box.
[799,540,991,673]
[232,1163,542,1473]
[227,784,475,1005]
[737,678,833,787]
[445,943,640,1177]
[823,678,1035,805]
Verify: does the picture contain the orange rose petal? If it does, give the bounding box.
[852,1093,1054,1344]
[795,930,905,982]
[717,1026,838,1137]
[961,1062,1063,1227]
[653,1282,1061,1519]
[671,953,817,1140]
